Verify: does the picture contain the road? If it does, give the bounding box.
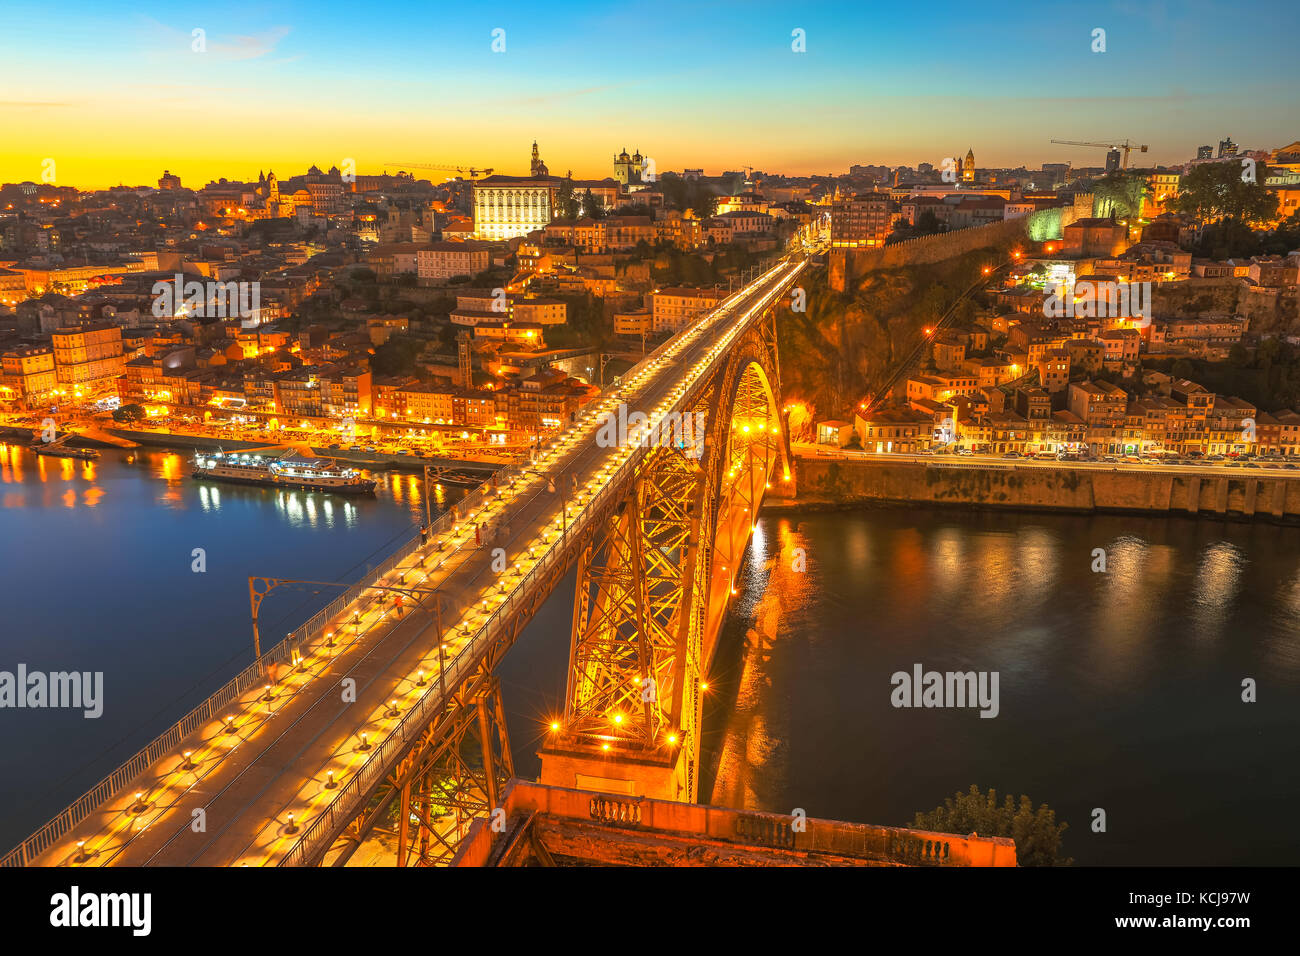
[26,256,806,868]
[797,444,1300,478]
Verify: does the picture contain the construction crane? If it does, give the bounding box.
[384,162,495,180]
[1050,139,1149,170]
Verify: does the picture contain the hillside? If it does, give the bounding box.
[775,241,1017,433]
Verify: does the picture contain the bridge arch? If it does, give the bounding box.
[541,314,790,802]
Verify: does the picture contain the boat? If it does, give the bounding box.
[192,450,377,495]
[29,443,100,461]
[421,465,494,487]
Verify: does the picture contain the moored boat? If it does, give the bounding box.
[192,450,377,495]
[29,443,100,461]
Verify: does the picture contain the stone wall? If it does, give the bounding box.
[829,205,1081,292]
[786,455,1300,521]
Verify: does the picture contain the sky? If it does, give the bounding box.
[1,0,1297,190]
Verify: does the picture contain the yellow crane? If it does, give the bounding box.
[384,162,495,180]
[1050,138,1149,170]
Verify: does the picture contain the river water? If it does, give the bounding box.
[2,444,1296,864]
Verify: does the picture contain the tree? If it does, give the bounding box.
[1171,358,1196,380]
[1093,171,1148,219]
[911,785,1072,866]
[556,178,580,220]
[112,403,145,423]
[370,338,424,377]
[1174,161,1278,226]
[581,189,605,220]
[914,209,945,236]
[690,192,718,220]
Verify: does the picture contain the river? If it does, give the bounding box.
[2,444,1296,864]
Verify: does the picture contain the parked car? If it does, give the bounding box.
[1002,451,1021,459]
[1207,455,1226,462]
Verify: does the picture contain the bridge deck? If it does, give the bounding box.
[21,258,806,868]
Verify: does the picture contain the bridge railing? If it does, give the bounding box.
[276,404,664,866]
[0,260,802,869]
[276,262,805,866]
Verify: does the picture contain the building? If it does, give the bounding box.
[473,144,561,240]
[651,287,725,333]
[853,406,932,453]
[157,170,182,190]
[51,322,125,394]
[1068,380,1127,428]
[614,309,652,337]
[417,241,491,282]
[613,148,646,185]
[830,192,894,248]
[511,298,567,326]
[1060,218,1129,258]
[0,345,57,407]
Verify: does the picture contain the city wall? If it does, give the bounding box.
[829,205,1083,292]
[782,456,1300,522]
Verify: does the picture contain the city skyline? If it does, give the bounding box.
[3,0,1298,189]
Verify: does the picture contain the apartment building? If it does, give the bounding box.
[417,241,491,282]
[651,286,725,333]
[51,322,125,392]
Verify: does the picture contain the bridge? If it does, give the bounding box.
[5,255,809,868]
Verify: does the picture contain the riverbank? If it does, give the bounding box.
[775,454,1300,524]
[101,427,503,475]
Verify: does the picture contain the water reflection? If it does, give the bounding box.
[1191,541,1246,638]
[707,508,1300,865]
[0,442,460,525]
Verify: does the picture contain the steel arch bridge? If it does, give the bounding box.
[540,319,790,802]
[6,257,808,870]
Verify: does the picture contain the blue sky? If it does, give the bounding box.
[2,0,1297,186]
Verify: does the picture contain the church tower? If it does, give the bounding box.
[530,141,548,177]
[963,147,975,183]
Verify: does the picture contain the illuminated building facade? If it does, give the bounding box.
[51,323,125,393]
[0,346,57,406]
[830,191,895,248]
[472,142,561,240]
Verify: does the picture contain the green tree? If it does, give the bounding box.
[1093,171,1147,219]
[112,403,145,423]
[581,189,605,220]
[556,178,580,220]
[911,785,1072,866]
[370,338,424,377]
[1175,161,1278,226]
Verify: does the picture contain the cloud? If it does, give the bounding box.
[136,17,292,63]
[209,27,293,62]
